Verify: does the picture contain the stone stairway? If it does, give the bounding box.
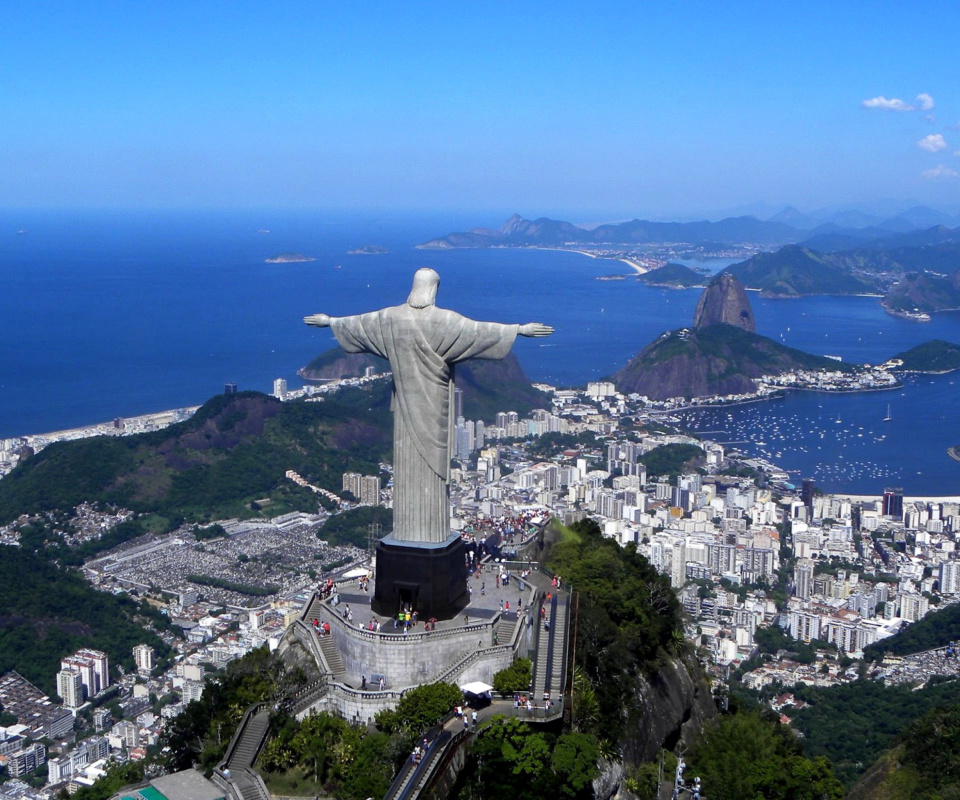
[317,632,346,680]
[226,709,270,770]
[531,596,555,698]
[232,772,267,800]
[495,615,514,646]
[547,595,568,694]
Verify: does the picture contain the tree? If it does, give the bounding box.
[493,658,532,694]
[374,682,461,736]
[689,711,843,800]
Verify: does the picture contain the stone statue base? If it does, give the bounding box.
[372,533,468,620]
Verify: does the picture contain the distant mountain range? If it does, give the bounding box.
[419,208,960,250]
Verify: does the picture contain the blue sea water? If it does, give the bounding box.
[2,209,959,494]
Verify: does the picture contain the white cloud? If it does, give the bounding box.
[862,95,914,111]
[917,93,935,111]
[918,134,948,152]
[922,164,959,180]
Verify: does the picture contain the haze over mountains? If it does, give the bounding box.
[419,205,960,249]
[422,209,960,315]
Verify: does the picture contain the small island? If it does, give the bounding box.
[347,245,389,255]
[265,253,316,264]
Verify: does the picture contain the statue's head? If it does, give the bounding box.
[407,268,440,308]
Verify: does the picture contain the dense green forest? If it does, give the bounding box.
[455,717,599,800]
[846,703,960,800]
[638,442,704,481]
[685,711,844,800]
[0,547,173,696]
[892,338,960,372]
[790,677,960,787]
[863,601,960,660]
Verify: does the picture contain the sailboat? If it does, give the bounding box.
[883,404,892,422]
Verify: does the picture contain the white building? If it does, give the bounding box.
[60,649,109,700]
[133,644,156,673]
[57,667,84,709]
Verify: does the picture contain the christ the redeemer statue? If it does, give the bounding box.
[304,268,552,617]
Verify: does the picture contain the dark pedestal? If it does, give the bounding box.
[372,533,468,620]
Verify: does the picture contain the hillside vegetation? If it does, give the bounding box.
[0,547,173,695]
[614,323,853,400]
[0,389,392,525]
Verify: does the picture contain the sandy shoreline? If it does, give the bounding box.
[510,245,649,274]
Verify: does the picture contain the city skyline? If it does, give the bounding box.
[3,2,959,219]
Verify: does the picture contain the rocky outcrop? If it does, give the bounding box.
[621,653,716,765]
[614,274,852,400]
[613,323,842,400]
[693,273,755,332]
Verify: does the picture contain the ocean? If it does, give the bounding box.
[2,209,959,494]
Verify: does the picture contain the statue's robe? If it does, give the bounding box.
[330,304,518,544]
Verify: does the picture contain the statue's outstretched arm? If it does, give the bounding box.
[304,313,331,328]
[519,323,554,337]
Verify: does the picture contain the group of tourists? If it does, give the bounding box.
[395,604,418,632]
[455,705,479,729]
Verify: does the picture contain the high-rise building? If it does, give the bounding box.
[940,561,960,594]
[794,558,814,600]
[224,383,238,394]
[801,479,815,513]
[899,592,929,622]
[359,475,381,506]
[57,667,84,709]
[133,644,156,673]
[342,472,362,497]
[454,387,463,421]
[60,649,109,700]
[272,378,288,400]
[671,540,687,589]
[882,487,904,519]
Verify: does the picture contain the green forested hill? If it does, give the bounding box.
[846,703,960,800]
[892,339,960,372]
[862,601,960,660]
[725,245,880,296]
[790,678,960,788]
[0,388,393,525]
[613,323,854,400]
[0,547,172,696]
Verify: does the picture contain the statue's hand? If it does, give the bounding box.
[519,322,554,337]
[304,313,331,328]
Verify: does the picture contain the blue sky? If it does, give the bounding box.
[2,1,959,219]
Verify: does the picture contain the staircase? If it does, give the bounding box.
[495,615,514,646]
[531,591,570,700]
[226,709,270,770]
[547,595,568,695]
[317,632,346,680]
